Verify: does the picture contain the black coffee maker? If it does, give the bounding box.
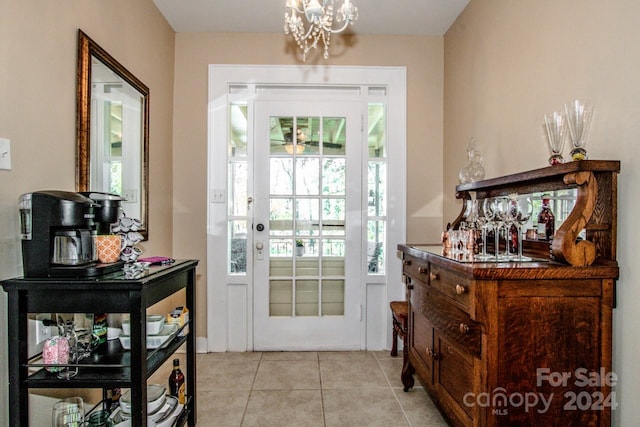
[19,190,124,278]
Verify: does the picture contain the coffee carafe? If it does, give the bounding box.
[19,190,98,278]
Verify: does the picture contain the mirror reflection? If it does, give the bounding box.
[76,30,149,238]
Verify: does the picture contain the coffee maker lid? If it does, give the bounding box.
[30,190,97,205]
[81,192,126,202]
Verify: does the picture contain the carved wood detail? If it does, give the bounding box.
[451,191,471,230]
[551,171,597,266]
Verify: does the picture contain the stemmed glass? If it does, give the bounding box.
[473,199,491,261]
[494,196,513,261]
[544,111,567,165]
[482,198,498,260]
[514,195,533,261]
[565,100,593,161]
[459,222,470,260]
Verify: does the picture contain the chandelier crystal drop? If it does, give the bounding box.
[284,0,358,61]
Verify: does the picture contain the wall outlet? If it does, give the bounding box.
[28,315,54,357]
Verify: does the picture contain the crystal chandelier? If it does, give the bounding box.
[284,0,359,61]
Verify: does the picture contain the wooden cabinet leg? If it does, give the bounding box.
[401,347,415,392]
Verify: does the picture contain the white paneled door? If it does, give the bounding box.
[252,99,363,350]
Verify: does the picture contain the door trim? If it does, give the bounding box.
[207,65,407,352]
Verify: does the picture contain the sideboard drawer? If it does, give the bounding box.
[429,264,474,311]
[424,289,481,358]
[402,256,429,282]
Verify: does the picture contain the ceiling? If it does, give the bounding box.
[153,0,470,36]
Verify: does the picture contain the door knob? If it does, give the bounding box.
[256,242,264,250]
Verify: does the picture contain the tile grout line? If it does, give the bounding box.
[316,352,328,427]
[239,351,264,426]
[375,351,414,427]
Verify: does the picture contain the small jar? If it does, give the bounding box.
[86,410,113,427]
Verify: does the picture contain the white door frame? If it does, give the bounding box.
[207,65,406,352]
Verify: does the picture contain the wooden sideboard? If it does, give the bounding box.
[399,161,620,426]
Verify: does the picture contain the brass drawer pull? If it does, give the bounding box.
[426,347,439,360]
[418,266,428,274]
[455,284,467,295]
[459,323,470,334]
[429,272,439,281]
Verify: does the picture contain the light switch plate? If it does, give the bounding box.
[0,137,11,170]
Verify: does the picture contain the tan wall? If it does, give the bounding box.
[444,1,640,424]
[0,0,175,420]
[172,33,445,336]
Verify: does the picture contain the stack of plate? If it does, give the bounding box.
[111,384,183,427]
[119,316,178,350]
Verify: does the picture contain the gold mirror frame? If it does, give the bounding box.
[75,29,150,239]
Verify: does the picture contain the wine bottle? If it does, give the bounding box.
[536,194,555,241]
[169,358,186,404]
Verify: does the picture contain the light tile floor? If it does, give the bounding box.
[153,351,449,427]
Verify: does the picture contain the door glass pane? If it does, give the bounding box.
[322,256,345,276]
[295,199,319,236]
[298,116,320,155]
[229,220,247,273]
[270,280,292,316]
[323,117,346,155]
[368,162,386,217]
[270,116,293,155]
[296,158,320,195]
[229,162,247,216]
[322,238,345,257]
[322,159,345,195]
[270,198,293,236]
[367,221,385,274]
[295,238,318,258]
[323,199,345,236]
[270,239,293,276]
[368,103,385,158]
[322,280,345,315]
[229,103,248,157]
[296,280,319,316]
[270,158,293,195]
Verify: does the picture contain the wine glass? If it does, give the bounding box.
[565,100,593,161]
[52,397,84,426]
[514,195,533,261]
[482,198,498,260]
[493,196,512,261]
[473,199,491,261]
[544,111,567,165]
[459,222,470,260]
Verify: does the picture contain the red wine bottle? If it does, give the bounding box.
[169,358,186,404]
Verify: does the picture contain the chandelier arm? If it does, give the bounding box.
[323,19,351,33]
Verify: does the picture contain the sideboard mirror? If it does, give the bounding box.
[76,30,149,239]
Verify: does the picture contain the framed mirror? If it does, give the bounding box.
[76,30,149,238]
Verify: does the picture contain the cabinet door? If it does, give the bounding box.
[435,332,476,427]
[409,278,435,384]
